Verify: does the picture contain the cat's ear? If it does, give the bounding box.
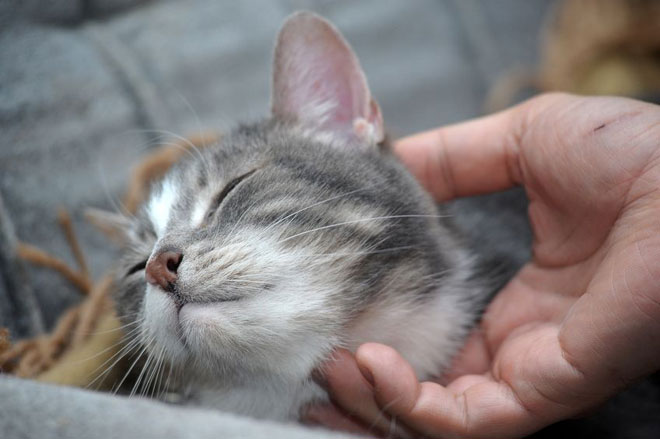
[84,208,133,245]
[271,12,384,146]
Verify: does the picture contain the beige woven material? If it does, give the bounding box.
[0,133,217,388]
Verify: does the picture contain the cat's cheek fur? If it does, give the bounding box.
[147,229,348,381]
[346,249,478,380]
[178,288,339,377]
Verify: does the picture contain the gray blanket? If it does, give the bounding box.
[1,376,351,439]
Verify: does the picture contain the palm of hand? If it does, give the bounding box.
[312,94,660,439]
[460,95,660,430]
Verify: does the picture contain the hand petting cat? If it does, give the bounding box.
[309,93,660,439]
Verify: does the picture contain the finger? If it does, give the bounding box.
[394,94,576,201]
[321,348,397,436]
[357,344,542,438]
[355,343,420,415]
[393,107,522,202]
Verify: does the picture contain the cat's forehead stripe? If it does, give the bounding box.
[148,178,178,237]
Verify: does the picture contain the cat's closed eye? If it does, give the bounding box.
[206,169,259,220]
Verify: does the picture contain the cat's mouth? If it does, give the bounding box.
[144,282,250,361]
[158,282,244,312]
[176,295,244,311]
[168,285,186,312]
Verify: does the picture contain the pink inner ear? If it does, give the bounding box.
[309,47,364,125]
[272,12,383,145]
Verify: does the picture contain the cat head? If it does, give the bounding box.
[99,12,453,385]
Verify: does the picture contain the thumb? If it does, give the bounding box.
[356,343,543,438]
[355,343,421,414]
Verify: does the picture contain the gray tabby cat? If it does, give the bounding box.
[97,12,528,420]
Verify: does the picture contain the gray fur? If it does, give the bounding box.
[107,12,529,421]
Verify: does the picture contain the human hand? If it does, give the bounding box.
[307,93,660,438]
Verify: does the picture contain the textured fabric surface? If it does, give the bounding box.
[0,376,354,439]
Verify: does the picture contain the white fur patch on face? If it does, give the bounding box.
[148,178,177,237]
[142,284,186,361]
[190,197,208,229]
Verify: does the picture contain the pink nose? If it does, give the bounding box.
[145,251,183,289]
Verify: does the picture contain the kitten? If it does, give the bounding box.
[97,12,525,420]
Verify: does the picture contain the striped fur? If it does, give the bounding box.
[112,121,491,419]
[109,12,503,421]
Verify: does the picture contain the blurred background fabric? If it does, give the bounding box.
[1,1,659,438]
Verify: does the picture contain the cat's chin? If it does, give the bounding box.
[142,285,188,361]
[177,302,247,363]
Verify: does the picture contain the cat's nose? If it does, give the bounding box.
[145,250,183,289]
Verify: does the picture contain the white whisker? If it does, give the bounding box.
[277,214,450,245]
